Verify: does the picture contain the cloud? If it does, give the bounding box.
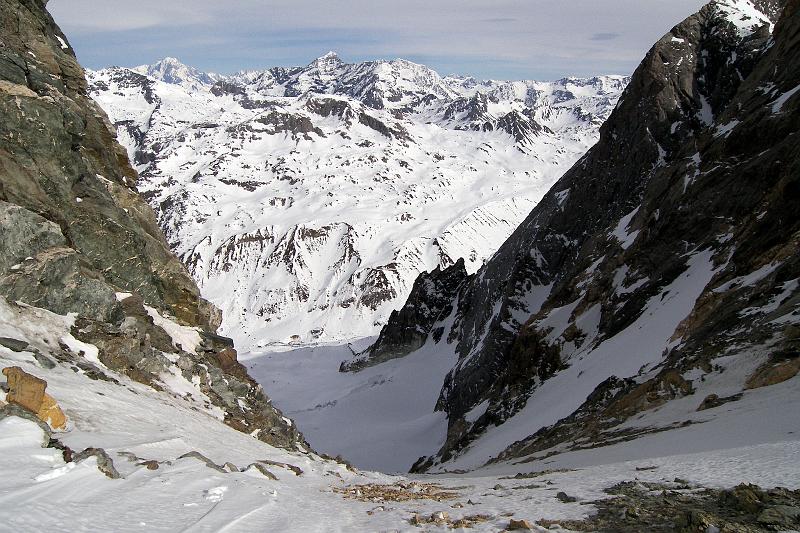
[482,18,518,24]
[48,0,707,80]
[590,32,622,41]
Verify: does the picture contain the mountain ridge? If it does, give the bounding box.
[344,0,800,473]
[88,54,628,348]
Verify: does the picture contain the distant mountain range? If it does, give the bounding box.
[88,53,627,348]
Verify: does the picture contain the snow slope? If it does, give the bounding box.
[88,56,627,349]
[2,297,799,532]
[242,338,455,473]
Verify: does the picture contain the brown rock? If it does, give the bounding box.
[3,366,46,413]
[696,392,743,412]
[2,366,67,430]
[508,518,533,530]
[216,347,250,380]
[37,392,67,430]
[217,347,238,368]
[746,358,800,389]
[138,460,160,470]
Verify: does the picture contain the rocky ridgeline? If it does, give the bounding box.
[352,0,800,471]
[0,0,301,449]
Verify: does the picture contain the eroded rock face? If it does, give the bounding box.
[341,258,468,372]
[0,0,302,449]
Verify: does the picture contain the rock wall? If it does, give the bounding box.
[362,0,800,470]
[0,0,302,449]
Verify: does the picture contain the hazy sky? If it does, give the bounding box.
[49,0,707,80]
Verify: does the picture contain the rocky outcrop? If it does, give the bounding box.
[538,481,800,532]
[341,259,468,371]
[374,0,800,470]
[0,0,302,449]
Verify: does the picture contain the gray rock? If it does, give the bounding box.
[0,202,66,276]
[246,462,279,480]
[0,336,28,352]
[0,0,304,452]
[556,491,578,503]
[72,448,122,479]
[757,505,800,527]
[0,404,52,445]
[178,451,227,473]
[32,351,57,370]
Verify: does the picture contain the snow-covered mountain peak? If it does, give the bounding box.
[314,50,342,62]
[134,56,221,91]
[89,56,629,348]
[308,50,344,72]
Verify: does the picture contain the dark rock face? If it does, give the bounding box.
[496,111,546,145]
[256,110,325,139]
[0,0,302,449]
[375,0,800,470]
[341,259,468,372]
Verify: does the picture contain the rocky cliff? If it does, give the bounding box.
[353,0,800,471]
[0,0,301,449]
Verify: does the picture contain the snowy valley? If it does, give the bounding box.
[1,0,800,531]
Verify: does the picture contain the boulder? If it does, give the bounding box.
[2,366,67,430]
[3,366,46,412]
[556,491,578,503]
[746,357,800,389]
[0,337,29,352]
[38,392,67,430]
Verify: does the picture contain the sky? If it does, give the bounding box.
[48,0,707,81]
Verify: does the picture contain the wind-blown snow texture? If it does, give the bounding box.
[88,56,627,348]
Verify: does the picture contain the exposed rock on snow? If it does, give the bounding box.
[1,366,66,430]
